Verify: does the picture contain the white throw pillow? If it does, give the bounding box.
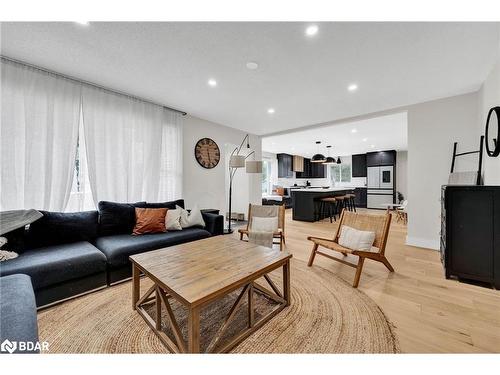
[165,208,183,231]
[251,217,278,232]
[338,226,376,251]
[176,205,205,228]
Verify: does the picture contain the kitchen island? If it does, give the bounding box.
[291,187,354,222]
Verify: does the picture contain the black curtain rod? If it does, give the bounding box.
[0,55,187,116]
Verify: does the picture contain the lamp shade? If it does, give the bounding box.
[323,156,336,164]
[311,153,326,163]
[336,157,342,164]
[246,160,263,173]
[229,155,245,168]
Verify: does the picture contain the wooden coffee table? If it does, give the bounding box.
[130,236,292,353]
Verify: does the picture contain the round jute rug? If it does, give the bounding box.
[37,259,400,353]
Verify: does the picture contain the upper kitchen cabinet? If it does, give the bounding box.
[296,157,310,178]
[366,150,396,167]
[277,153,294,178]
[296,158,325,178]
[352,154,367,177]
[293,155,304,172]
[311,161,326,178]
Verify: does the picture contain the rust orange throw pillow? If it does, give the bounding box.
[132,208,168,235]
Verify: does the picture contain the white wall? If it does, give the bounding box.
[396,151,408,200]
[182,115,261,220]
[478,57,500,185]
[406,92,479,250]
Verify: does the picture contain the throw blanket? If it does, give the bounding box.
[248,205,279,249]
[248,231,274,249]
[0,250,18,262]
[0,209,43,235]
[448,171,478,185]
[0,236,18,262]
[250,205,279,221]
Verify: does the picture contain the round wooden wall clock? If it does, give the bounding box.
[194,138,220,169]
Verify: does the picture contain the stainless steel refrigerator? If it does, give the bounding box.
[367,166,394,209]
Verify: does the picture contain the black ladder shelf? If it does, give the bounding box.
[450,135,484,185]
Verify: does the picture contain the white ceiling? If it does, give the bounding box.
[262,112,408,157]
[1,22,499,135]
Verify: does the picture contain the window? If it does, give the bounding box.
[65,112,95,212]
[262,160,272,194]
[330,164,351,184]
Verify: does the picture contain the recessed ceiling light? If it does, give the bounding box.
[351,129,358,133]
[75,21,89,26]
[305,25,319,36]
[267,108,275,114]
[370,144,375,148]
[208,79,217,87]
[362,138,368,142]
[348,83,358,92]
[246,61,259,70]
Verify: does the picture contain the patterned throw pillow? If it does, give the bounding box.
[165,208,183,231]
[176,205,205,228]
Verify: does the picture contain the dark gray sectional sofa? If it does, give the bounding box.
[0,274,39,354]
[0,199,223,307]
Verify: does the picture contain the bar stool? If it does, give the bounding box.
[335,195,347,214]
[345,193,357,212]
[313,197,324,221]
[319,197,337,223]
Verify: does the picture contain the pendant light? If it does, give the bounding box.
[336,156,342,164]
[311,141,326,163]
[323,145,336,164]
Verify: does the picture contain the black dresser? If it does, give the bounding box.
[441,185,500,288]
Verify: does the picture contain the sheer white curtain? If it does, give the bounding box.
[0,60,81,211]
[158,110,183,201]
[82,86,182,204]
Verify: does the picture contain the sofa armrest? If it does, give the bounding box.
[202,212,224,236]
[0,274,40,353]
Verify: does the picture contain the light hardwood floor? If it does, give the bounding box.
[240,208,500,353]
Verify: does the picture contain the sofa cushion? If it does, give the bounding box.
[0,241,107,290]
[144,199,185,209]
[98,201,147,236]
[0,274,39,353]
[26,210,99,249]
[95,228,210,268]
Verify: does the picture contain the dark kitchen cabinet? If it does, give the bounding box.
[354,187,367,208]
[366,150,396,167]
[352,154,367,177]
[277,153,294,178]
[441,185,500,288]
[312,162,326,178]
[296,158,325,178]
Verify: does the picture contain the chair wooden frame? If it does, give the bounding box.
[238,204,286,251]
[307,209,394,288]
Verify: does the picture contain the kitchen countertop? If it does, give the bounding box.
[291,187,355,193]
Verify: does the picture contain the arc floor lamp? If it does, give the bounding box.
[225,134,262,234]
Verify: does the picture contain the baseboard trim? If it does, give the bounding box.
[406,236,439,251]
